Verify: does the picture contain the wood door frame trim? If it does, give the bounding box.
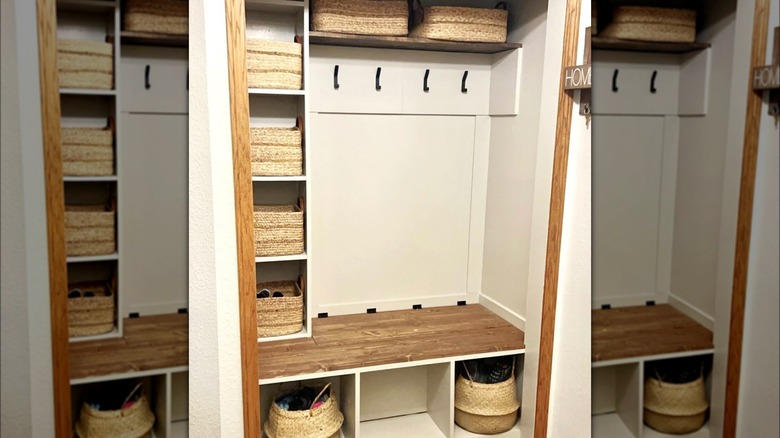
[36,0,71,435]
[533,0,582,436]
[224,0,261,436]
[723,0,771,435]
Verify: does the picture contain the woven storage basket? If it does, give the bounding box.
[251,126,303,176]
[68,281,115,337]
[312,0,409,36]
[410,2,508,43]
[62,126,114,177]
[247,39,302,90]
[454,362,520,434]
[253,200,304,257]
[264,383,344,438]
[75,391,154,438]
[124,0,188,36]
[65,203,116,257]
[256,278,304,337]
[600,7,696,43]
[644,375,708,434]
[58,39,113,90]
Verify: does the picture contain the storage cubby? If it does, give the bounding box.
[256,261,309,341]
[169,371,189,438]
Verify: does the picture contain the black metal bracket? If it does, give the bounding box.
[413,304,422,310]
[144,65,151,90]
[650,70,658,94]
[612,69,619,92]
[457,300,466,306]
[423,69,430,92]
[318,312,329,318]
[333,65,340,90]
[177,308,188,314]
[375,67,382,91]
[461,70,469,93]
[367,308,377,314]
[601,304,611,310]
[129,312,140,318]
[646,300,656,306]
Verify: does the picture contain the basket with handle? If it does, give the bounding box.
[264,382,344,438]
[454,358,520,434]
[600,6,696,43]
[644,367,708,434]
[311,0,409,36]
[246,37,303,90]
[250,116,303,177]
[410,1,508,43]
[65,199,116,257]
[68,277,116,337]
[62,117,115,177]
[123,0,188,36]
[58,38,114,90]
[75,382,155,438]
[253,197,305,257]
[256,275,305,337]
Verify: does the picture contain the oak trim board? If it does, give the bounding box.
[533,0,582,435]
[723,0,771,435]
[36,0,71,436]
[224,0,261,436]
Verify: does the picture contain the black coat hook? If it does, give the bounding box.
[423,69,430,92]
[461,70,469,93]
[333,65,340,90]
[612,69,619,93]
[145,65,151,89]
[376,67,382,91]
[650,70,658,93]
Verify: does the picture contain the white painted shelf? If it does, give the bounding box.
[252,176,307,182]
[67,252,119,263]
[60,88,116,96]
[257,326,308,343]
[56,0,118,11]
[69,327,120,344]
[454,421,521,437]
[256,252,307,263]
[64,175,118,182]
[592,413,635,438]
[248,88,305,96]
[644,424,711,438]
[361,413,447,438]
[245,0,304,12]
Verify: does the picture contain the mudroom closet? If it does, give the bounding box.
[590,0,774,437]
[40,0,189,436]
[204,0,590,437]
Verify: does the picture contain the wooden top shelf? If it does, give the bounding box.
[69,313,188,382]
[592,36,710,54]
[257,304,525,381]
[121,31,188,48]
[309,32,521,54]
[592,304,713,364]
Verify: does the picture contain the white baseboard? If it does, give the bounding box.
[668,293,714,330]
[478,293,526,331]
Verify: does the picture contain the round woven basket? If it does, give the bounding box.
[644,375,708,434]
[410,3,508,43]
[68,282,115,337]
[256,279,304,337]
[454,362,520,434]
[264,383,344,438]
[250,127,303,176]
[253,202,305,257]
[600,6,696,43]
[75,392,154,438]
[312,0,409,36]
[246,40,302,90]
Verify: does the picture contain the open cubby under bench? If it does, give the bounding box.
[592,304,713,365]
[69,313,188,383]
[258,304,524,381]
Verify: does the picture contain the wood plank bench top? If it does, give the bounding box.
[258,304,525,380]
[592,304,713,363]
[69,313,188,381]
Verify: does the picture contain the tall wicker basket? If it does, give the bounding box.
[253,198,305,257]
[65,202,116,257]
[75,383,155,438]
[454,360,520,434]
[247,38,302,90]
[58,39,114,90]
[123,0,188,36]
[251,119,303,177]
[68,280,115,337]
[312,0,409,36]
[62,121,114,177]
[644,374,708,434]
[256,276,305,337]
[410,1,508,43]
[264,382,344,438]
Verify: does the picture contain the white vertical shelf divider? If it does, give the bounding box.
[302,0,312,343]
[113,0,123,338]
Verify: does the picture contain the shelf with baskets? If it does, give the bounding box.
[309,32,522,55]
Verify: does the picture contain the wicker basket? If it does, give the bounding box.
[251,125,303,177]
[124,0,188,36]
[68,281,115,337]
[264,383,344,438]
[62,125,114,177]
[65,203,116,257]
[410,2,508,43]
[253,199,304,257]
[644,375,708,434]
[247,39,302,90]
[58,39,113,90]
[256,277,304,337]
[312,0,409,36]
[600,7,696,43]
[454,361,520,434]
[75,388,155,438]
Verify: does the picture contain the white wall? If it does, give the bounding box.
[548,3,592,435]
[0,0,55,436]
[736,1,779,434]
[188,1,245,435]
